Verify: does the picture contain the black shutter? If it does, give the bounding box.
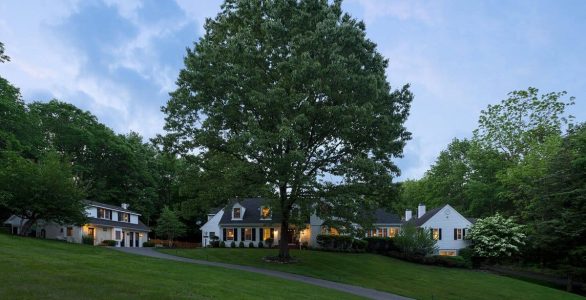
[252,227,256,241]
[439,228,442,240]
[241,228,245,240]
[223,228,226,241]
[234,228,238,241]
[463,228,466,238]
[270,228,274,239]
[454,228,457,240]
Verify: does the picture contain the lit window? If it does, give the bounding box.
[439,250,457,256]
[118,212,129,222]
[389,228,399,238]
[382,228,388,237]
[98,208,112,220]
[263,228,271,240]
[233,208,241,219]
[432,228,441,240]
[226,228,235,240]
[261,207,271,219]
[245,228,252,240]
[330,227,339,236]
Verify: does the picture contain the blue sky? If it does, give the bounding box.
[1,0,585,180]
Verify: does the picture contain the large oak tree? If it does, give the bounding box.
[163,0,412,260]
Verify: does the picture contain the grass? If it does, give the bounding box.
[160,248,584,300]
[0,234,363,300]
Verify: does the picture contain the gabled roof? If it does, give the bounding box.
[372,209,402,225]
[87,217,150,232]
[405,204,446,227]
[84,200,139,215]
[219,198,279,225]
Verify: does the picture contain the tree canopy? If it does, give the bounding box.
[163,0,412,259]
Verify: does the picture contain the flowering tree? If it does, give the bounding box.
[467,213,525,260]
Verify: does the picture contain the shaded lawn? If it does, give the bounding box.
[160,248,584,300]
[0,234,362,300]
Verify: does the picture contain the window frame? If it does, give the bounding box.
[244,228,252,241]
[233,208,241,219]
[226,228,235,240]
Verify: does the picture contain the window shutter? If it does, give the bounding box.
[241,228,245,240]
[234,228,238,241]
[439,228,442,240]
[223,228,226,241]
[463,228,466,238]
[252,228,256,241]
[454,228,457,240]
[270,228,274,239]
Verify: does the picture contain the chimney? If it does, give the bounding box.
[418,203,426,218]
[121,203,129,210]
[405,209,412,221]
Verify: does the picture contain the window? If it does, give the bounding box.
[226,228,235,240]
[103,228,108,232]
[115,231,121,240]
[382,228,388,237]
[98,208,112,220]
[261,207,271,219]
[245,228,252,240]
[209,232,216,238]
[118,212,129,222]
[66,227,73,237]
[439,250,457,256]
[233,208,241,219]
[263,228,271,240]
[432,228,442,240]
[330,227,339,236]
[389,227,399,238]
[454,228,463,240]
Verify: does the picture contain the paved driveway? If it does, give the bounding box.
[113,247,412,300]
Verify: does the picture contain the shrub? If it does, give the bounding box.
[467,213,526,262]
[316,234,354,250]
[220,241,226,248]
[248,242,254,248]
[101,240,117,247]
[265,237,274,248]
[230,241,236,248]
[239,241,245,248]
[352,239,368,251]
[394,224,437,256]
[82,235,94,245]
[258,241,264,248]
[386,251,470,268]
[301,241,309,250]
[363,237,397,253]
[210,235,220,248]
[143,241,155,247]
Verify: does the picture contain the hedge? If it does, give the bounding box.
[363,237,398,253]
[101,240,117,246]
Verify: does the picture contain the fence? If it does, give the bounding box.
[150,239,201,248]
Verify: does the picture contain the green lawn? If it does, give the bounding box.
[0,234,362,300]
[160,248,584,300]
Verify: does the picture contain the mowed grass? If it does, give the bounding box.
[0,234,363,300]
[160,248,584,300]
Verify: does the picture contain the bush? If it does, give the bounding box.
[316,235,353,250]
[230,241,236,248]
[143,241,155,247]
[239,241,245,248]
[220,241,226,248]
[248,242,254,248]
[82,235,94,245]
[386,251,470,268]
[352,239,368,251]
[210,236,220,248]
[363,237,397,253]
[258,241,264,248]
[301,241,309,250]
[101,240,117,247]
[394,224,437,256]
[265,237,274,248]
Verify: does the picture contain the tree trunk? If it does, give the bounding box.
[19,218,35,236]
[278,218,290,260]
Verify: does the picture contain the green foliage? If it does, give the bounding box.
[220,241,226,248]
[467,213,525,261]
[362,236,397,253]
[238,241,245,248]
[264,237,274,248]
[248,241,254,248]
[143,241,155,247]
[316,234,353,250]
[155,206,186,246]
[0,41,9,63]
[82,235,94,245]
[0,151,86,235]
[162,0,412,259]
[352,239,368,251]
[230,241,236,248]
[394,224,438,256]
[257,241,264,248]
[101,240,117,247]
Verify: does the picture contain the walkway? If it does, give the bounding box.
[113,247,412,300]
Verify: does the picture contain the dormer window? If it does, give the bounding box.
[261,207,271,219]
[233,207,241,219]
[98,208,112,220]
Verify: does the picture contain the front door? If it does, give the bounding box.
[121,231,125,247]
[135,232,140,247]
[287,229,296,244]
[129,231,134,247]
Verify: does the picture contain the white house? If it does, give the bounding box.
[4,200,150,247]
[405,203,474,256]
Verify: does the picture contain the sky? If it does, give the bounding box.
[1,0,585,180]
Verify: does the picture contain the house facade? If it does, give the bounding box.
[4,200,150,247]
[201,198,474,255]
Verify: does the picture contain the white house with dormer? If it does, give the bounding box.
[4,200,150,247]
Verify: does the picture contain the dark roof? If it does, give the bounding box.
[219,198,280,225]
[372,209,402,225]
[84,200,138,215]
[87,217,150,232]
[405,205,446,227]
